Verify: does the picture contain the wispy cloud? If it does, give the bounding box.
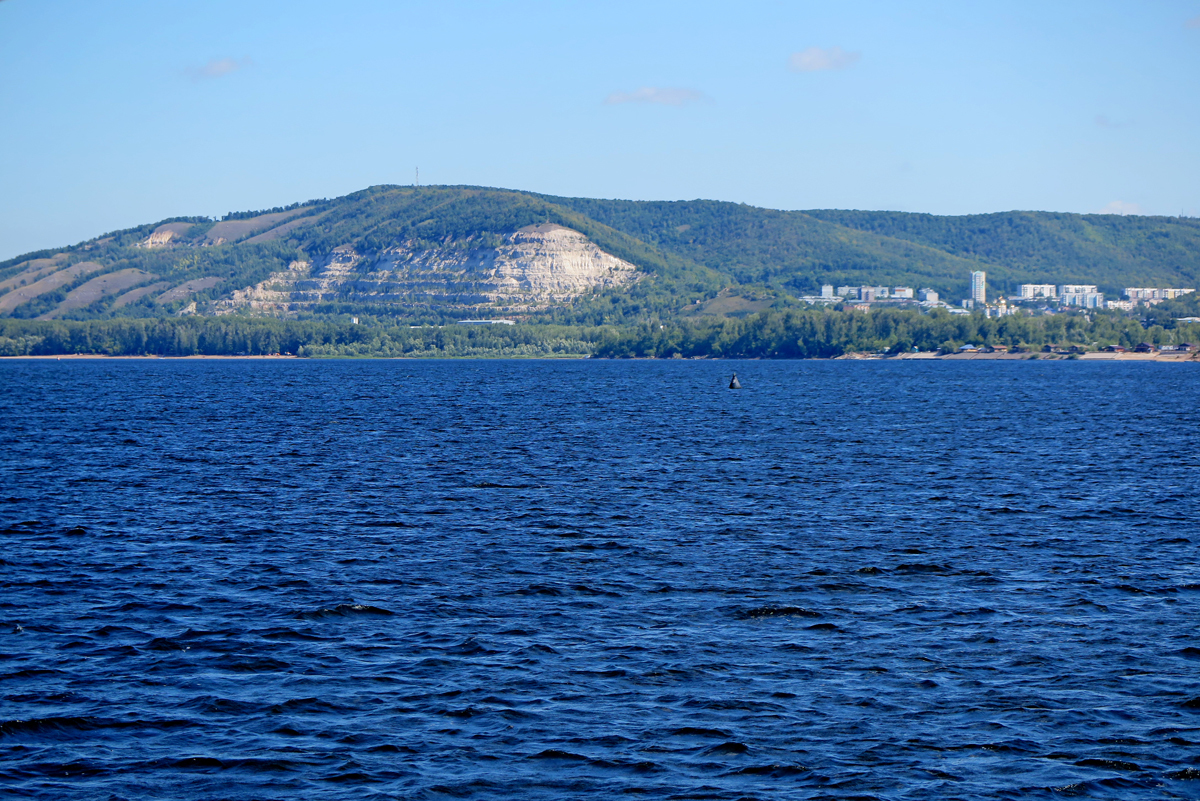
[1094,114,1129,129]
[186,57,252,80]
[1100,200,1142,216]
[788,46,860,72]
[604,87,706,106]
[1185,14,1200,28]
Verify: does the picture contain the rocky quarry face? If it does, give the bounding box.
[215,224,639,316]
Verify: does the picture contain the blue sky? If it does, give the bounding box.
[1,0,1198,261]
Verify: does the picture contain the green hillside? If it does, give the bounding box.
[803,209,1200,293]
[539,196,992,297]
[1,185,1196,323]
[543,195,1200,298]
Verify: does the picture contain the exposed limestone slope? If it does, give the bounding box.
[0,261,106,313]
[157,277,223,304]
[214,261,312,316]
[40,269,158,319]
[0,254,69,293]
[113,282,172,308]
[217,224,639,315]
[202,209,316,245]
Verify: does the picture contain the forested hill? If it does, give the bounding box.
[541,195,1200,297]
[803,209,1200,290]
[2,184,1197,323]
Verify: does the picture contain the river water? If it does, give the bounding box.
[2,359,1199,799]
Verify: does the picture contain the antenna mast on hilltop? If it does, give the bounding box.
[415,167,419,187]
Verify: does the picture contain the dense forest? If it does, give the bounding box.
[3,299,1197,359]
[543,193,1200,297]
[804,209,1200,291]
[0,318,605,358]
[592,308,1200,359]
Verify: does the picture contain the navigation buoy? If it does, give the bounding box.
[729,373,742,389]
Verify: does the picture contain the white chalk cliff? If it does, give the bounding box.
[216,224,639,316]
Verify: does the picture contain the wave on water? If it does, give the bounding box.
[294,604,395,620]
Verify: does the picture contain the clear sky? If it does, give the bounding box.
[1,0,1198,261]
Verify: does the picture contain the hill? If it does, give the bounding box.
[541,196,1200,297]
[1,185,1197,323]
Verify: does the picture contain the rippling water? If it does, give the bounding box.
[3,359,1200,799]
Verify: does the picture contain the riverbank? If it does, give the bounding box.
[6,314,1200,361]
[4,351,1197,362]
[888,351,1199,362]
[1,354,300,360]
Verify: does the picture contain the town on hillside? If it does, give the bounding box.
[800,269,1195,320]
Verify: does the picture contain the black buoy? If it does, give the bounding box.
[729,373,742,389]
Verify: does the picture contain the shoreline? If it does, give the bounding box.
[889,351,1198,362]
[2,352,1197,362]
[0,354,301,360]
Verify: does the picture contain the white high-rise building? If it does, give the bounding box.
[971,271,986,305]
[1058,284,1102,307]
[821,284,835,299]
[1124,287,1196,301]
[1061,291,1105,308]
[918,288,938,303]
[1019,284,1057,300]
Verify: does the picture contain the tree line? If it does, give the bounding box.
[1,307,1197,359]
[592,307,1200,359]
[0,317,607,358]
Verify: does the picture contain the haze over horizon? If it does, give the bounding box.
[1,0,1198,262]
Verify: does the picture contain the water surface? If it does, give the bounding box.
[2,359,1199,799]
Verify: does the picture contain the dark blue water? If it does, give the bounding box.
[2,359,1200,800]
